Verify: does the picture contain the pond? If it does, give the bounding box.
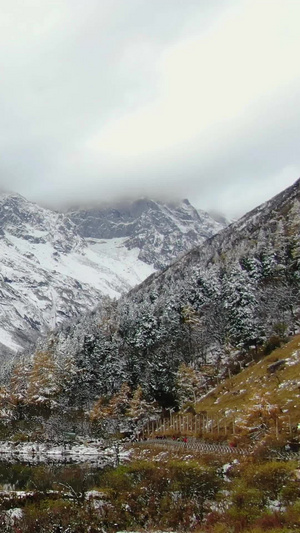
[0,460,106,493]
[0,440,128,492]
[0,439,124,463]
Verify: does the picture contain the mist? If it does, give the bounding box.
[0,0,299,217]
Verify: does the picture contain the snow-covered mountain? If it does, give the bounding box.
[68,198,226,269]
[0,193,224,358]
[30,178,300,411]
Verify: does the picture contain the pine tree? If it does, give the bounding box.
[222,266,262,349]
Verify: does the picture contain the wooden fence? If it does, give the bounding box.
[141,411,294,441]
[141,412,237,439]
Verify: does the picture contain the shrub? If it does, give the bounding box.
[242,461,294,499]
[230,481,266,513]
[98,459,222,530]
[263,336,282,355]
[253,511,286,529]
[284,500,300,528]
[280,482,300,505]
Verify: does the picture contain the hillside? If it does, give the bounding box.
[7,177,298,421]
[68,197,226,269]
[194,334,300,439]
[0,193,220,358]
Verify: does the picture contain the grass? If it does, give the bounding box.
[194,335,300,436]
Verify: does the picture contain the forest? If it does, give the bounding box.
[0,180,299,444]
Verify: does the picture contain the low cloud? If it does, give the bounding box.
[0,0,299,217]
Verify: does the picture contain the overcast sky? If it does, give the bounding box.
[0,0,299,217]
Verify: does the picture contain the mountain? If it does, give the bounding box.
[68,198,226,269]
[0,193,222,358]
[31,178,299,411]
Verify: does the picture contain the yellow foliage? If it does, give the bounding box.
[27,351,60,407]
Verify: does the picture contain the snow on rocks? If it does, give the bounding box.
[3,507,23,526]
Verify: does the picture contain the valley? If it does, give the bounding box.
[0,179,298,532]
[0,194,222,359]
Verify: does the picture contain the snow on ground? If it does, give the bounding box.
[0,229,156,353]
[7,233,155,298]
[0,327,23,352]
[0,440,131,466]
[4,507,23,526]
[87,237,155,285]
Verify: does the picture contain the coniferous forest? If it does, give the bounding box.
[2,179,298,419]
[0,180,299,532]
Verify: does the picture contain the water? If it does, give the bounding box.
[0,460,106,493]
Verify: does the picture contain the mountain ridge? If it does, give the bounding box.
[23,177,299,413]
[68,197,226,269]
[0,192,222,358]
[130,177,300,295]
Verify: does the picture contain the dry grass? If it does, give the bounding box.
[195,335,300,430]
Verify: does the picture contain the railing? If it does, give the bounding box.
[140,438,251,455]
[141,412,294,441]
[141,412,239,440]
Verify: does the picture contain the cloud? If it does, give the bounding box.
[0,0,299,216]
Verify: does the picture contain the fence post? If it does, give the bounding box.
[288,416,292,436]
[275,417,279,439]
[196,414,199,435]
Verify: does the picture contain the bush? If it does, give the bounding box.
[98,459,222,530]
[253,511,286,530]
[243,461,294,499]
[230,481,266,513]
[263,336,282,355]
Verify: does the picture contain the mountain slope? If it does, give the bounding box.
[31,179,300,411]
[0,193,155,358]
[124,177,300,358]
[68,198,226,269]
[0,193,223,358]
[193,334,300,440]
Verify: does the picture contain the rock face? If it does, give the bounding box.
[130,178,300,304]
[68,198,227,269]
[0,193,224,359]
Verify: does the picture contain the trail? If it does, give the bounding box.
[132,438,300,460]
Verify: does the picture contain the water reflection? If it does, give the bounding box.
[0,460,107,492]
[0,452,112,467]
[0,440,119,467]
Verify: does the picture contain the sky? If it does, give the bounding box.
[0,0,299,218]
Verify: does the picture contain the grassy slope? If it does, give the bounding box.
[195,335,300,431]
